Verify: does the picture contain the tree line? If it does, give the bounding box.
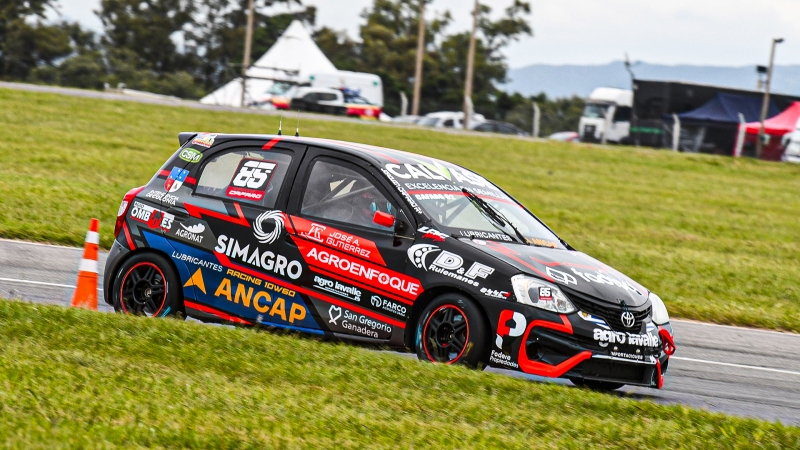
[2,0,582,134]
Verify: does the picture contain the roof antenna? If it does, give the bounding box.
[295,110,300,137]
[278,113,283,136]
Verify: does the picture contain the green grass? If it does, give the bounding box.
[1,88,800,332]
[0,300,797,448]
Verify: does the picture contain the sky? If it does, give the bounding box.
[50,0,800,69]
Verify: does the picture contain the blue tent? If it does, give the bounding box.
[674,92,779,124]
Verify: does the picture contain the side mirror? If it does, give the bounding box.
[373,211,395,228]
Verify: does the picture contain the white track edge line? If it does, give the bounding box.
[0,277,103,291]
[672,356,800,376]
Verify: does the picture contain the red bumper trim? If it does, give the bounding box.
[517,314,593,377]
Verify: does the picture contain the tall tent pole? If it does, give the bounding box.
[241,0,256,108]
[463,0,479,130]
[412,0,426,117]
[757,38,783,158]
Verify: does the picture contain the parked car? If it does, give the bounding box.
[105,132,676,391]
[548,131,580,142]
[471,120,530,136]
[418,111,486,129]
[392,115,424,125]
[289,87,382,120]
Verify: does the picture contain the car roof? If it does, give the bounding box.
[181,133,442,168]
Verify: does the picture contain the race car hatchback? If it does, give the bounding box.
[105,132,676,390]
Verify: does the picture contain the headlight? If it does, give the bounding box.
[511,274,576,314]
[649,292,670,325]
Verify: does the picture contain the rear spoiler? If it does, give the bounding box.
[178,132,197,147]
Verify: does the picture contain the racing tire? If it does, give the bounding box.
[570,378,625,391]
[112,252,184,318]
[415,293,488,368]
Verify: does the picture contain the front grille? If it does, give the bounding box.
[567,292,651,332]
[581,359,647,384]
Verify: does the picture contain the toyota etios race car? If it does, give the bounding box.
[105,132,676,390]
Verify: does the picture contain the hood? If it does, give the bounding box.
[462,239,649,308]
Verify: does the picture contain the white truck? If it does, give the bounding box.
[578,87,633,144]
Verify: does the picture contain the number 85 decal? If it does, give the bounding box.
[232,159,277,190]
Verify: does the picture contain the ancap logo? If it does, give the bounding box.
[179,148,203,163]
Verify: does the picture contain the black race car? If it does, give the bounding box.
[105,132,676,390]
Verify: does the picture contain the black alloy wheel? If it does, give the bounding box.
[415,293,488,368]
[112,252,183,318]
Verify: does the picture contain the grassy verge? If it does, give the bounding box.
[0,300,796,448]
[1,88,800,331]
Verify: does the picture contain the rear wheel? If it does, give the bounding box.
[570,378,625,391]
[415,293,487,368]
[112,252,183,318]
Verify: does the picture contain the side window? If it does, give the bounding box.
[195,149,293,208]
[614,107,632,122]
[300,159,395,231]
[303,93,318,102]
[320,93,338,101]
[442,119,455,127]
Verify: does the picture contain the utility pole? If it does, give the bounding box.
[756,37,784,159]
[463,0,479,130]
[411,0,426,116]
[241,0,256,108]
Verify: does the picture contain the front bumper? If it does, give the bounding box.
[514,312,673,388]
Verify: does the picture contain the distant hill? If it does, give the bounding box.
[503,61,800,99]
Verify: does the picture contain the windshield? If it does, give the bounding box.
[383,161,564,248]
[267,82,293,95]
[582,103,608,119]
[345,95,371,105]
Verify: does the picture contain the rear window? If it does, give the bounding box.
[195,148,293,208]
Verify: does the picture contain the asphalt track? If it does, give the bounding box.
[1,238,798,426]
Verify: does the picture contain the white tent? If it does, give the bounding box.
[200,20,337,107]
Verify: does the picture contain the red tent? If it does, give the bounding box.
[743,101,800,134]
[735,101,800,160]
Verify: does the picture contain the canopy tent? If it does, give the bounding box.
[742,101,800,134]
[664,93,781,155]
[200,20,338,107]
[674,92,779,124]
[733,101,800,160]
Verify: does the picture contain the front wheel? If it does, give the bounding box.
[112,252,183,318]
[415,293,488,368]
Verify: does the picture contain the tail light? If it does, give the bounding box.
[115,186,145,238]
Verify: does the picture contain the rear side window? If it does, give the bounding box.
[614,107,632,122]
[319,93,338,101]
[195,149,293,208]
[442,119,455,127]
[300,159,395,231]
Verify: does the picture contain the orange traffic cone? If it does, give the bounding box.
[71,218,99,310]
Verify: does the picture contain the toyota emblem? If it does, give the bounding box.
[621,310,635,328]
